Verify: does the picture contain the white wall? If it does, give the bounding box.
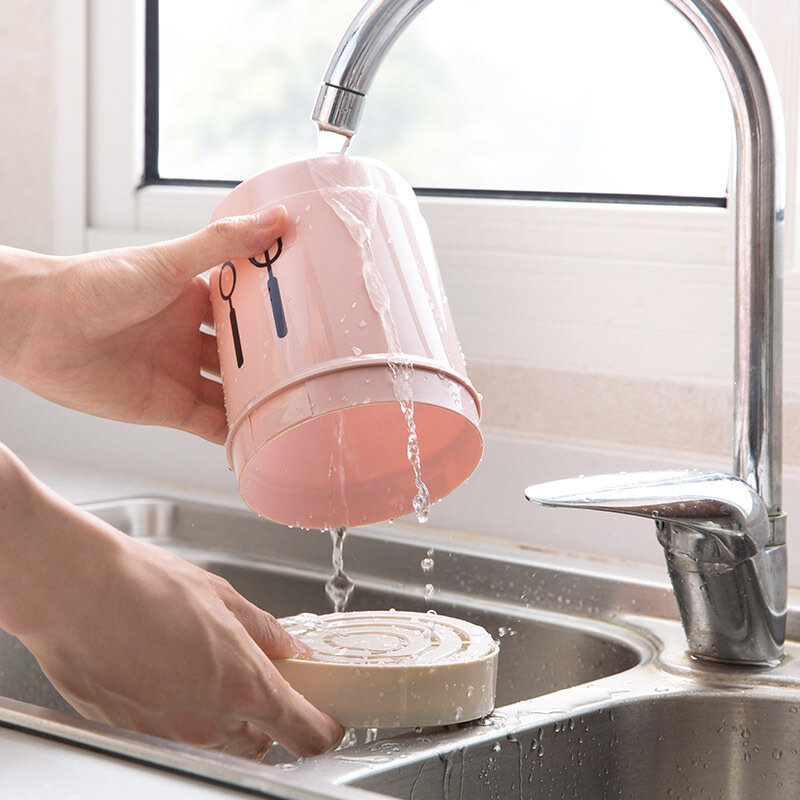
[0,1,54,252]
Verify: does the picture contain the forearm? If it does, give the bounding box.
[0,442,122,640]
[0,246,68,384]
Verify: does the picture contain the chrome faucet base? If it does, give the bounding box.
[665,542,785,666]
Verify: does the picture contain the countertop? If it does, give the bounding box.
[0,725,255,799]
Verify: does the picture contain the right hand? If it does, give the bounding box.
[0,444,344,759]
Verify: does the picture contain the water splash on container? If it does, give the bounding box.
[310,158,431,524]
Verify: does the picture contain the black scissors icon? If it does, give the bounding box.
[249,237,288,339]
[219,261,244,368]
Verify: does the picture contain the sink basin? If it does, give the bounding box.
[0,497,651,795]
[354,688,800,799]
[5,497,797,799]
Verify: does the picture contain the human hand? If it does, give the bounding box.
[0,445,343,759]
[0,207,288,444]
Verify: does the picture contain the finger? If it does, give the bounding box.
[247,664,345,757]
[176,382,227,444]
[197,375,224,409]
[200,331,220,378]
[143,205,289,288]
[216,720,273,761]
[210,582,344,755]
[216,583,301,660]
[202,298,216,330]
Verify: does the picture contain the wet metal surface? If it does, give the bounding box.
[1,498,799,799]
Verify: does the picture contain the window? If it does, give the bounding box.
[152,0,731,201]
[77,0,800,391]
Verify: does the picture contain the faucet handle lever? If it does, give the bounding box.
[525,469,769,550]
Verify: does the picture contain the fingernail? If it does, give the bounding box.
[292,637,313,657]
[256,205,286,227]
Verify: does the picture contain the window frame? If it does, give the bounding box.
[66,0,800,391]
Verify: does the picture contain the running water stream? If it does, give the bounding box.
[325,526,354,612]
[315,132,433,616]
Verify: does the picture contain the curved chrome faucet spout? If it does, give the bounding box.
[312,0,787,664]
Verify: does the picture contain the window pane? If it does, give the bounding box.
[157,0,732,197]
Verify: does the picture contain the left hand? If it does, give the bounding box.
[0,206,287,444]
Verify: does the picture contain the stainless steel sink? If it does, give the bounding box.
[1,497,798,799]
[353,687,800,798]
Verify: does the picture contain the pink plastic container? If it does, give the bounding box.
[209,154,482,529]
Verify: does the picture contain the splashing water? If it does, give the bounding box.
[336,728,358,751]
[365,727,379,745]
[325,526,354,612]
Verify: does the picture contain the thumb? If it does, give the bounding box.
[215,579,306,660]
[144,205,288,287]
[250,611,311,661]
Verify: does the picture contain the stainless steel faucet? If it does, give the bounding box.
[525,470,786,665]
[311,0,786,665]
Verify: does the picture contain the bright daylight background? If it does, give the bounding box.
[158,0,733,196]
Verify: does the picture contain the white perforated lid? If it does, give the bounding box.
[274,610,499,728]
